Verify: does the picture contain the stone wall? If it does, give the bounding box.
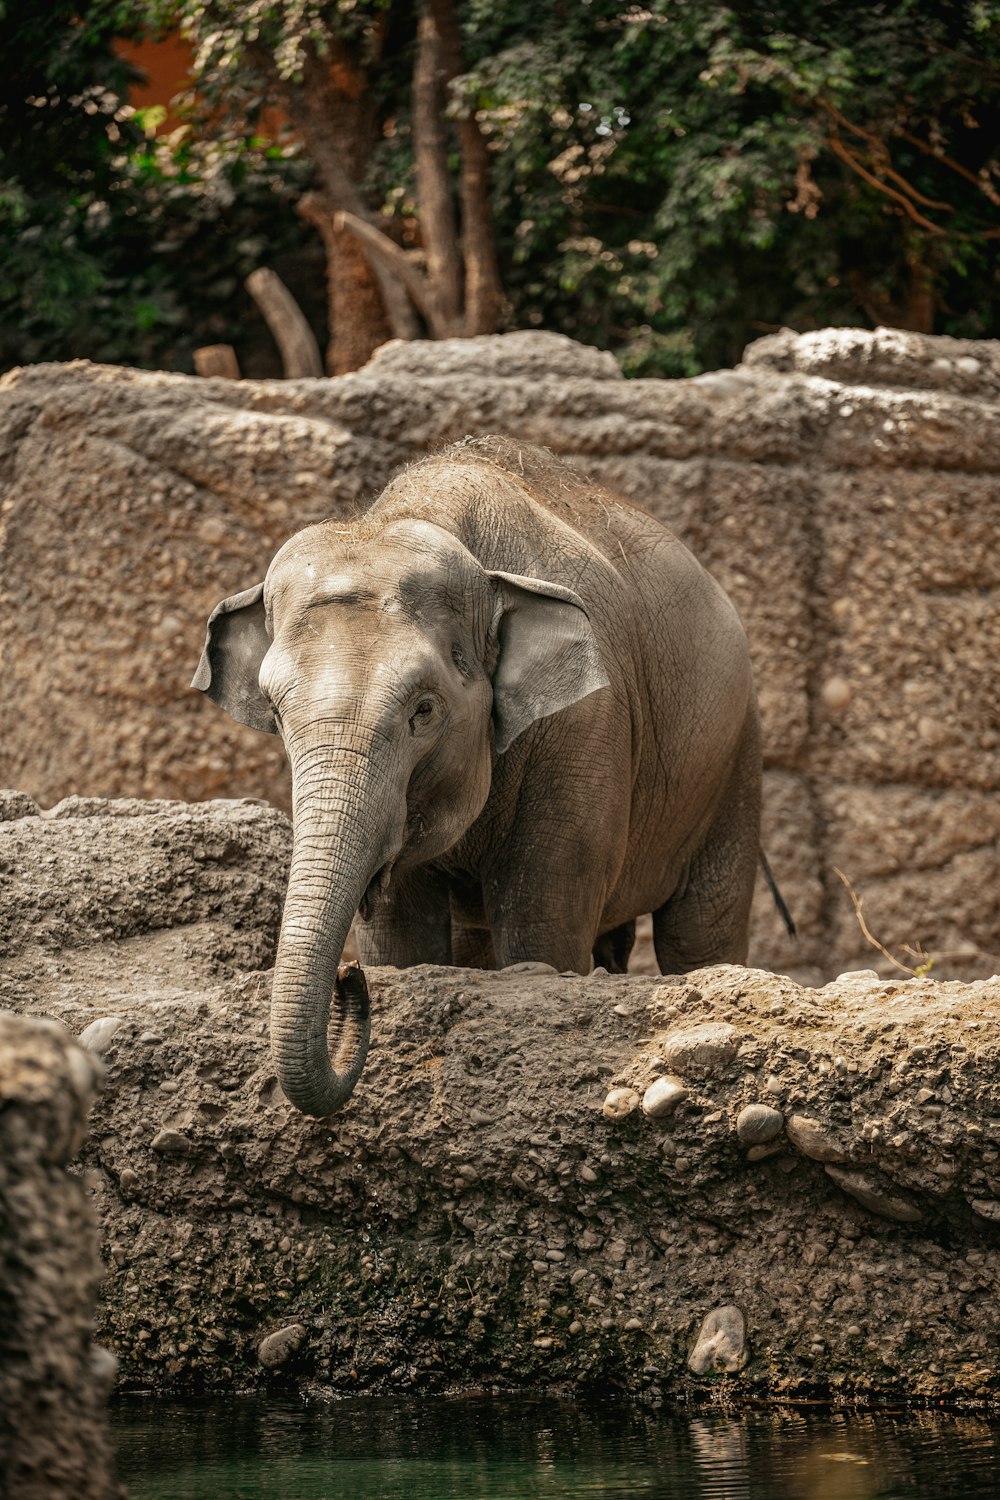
[1,328,998,982]
[0,1011,124,1498]
[3,796,1000,1405]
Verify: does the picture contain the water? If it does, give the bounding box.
[111,1395,1000,1499]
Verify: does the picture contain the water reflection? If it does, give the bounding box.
[111,1395,1000,1500]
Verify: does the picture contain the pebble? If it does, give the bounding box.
[736,1103,784,1147]
[119,1169,139,1196]
[785,1114,847,1163]
[602,1087,641,1121]
[151,1128,190,1156]
[825,1166,922,1223]
[502,961,558,975]
[624,1318,643,1331]
[688,1305,747,1375]
[642,1077,687,1119]
[663,1023,739,1079]
[746,1141,784,1162]
[257,1323,307,1368]
[578,1164,599,1184]
[969,1199,1000,1222]
[78,1015,124,1057]
[821,675,851,712]
[956,356,981,375]
[89,1343,119,1395]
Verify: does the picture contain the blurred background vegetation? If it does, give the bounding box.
[1,0,997,379]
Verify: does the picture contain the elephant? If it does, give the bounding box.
[194,436,762,1117]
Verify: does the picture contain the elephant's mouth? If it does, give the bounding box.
[359,861,394,922]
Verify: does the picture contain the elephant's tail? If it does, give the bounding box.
[759,849,796,939]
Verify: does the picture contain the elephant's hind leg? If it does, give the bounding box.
[652,709,761,975]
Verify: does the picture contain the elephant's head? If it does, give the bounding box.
[194,517,608,1116]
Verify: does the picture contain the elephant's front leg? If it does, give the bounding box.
[481,853,610,974]
[354,866,452,967]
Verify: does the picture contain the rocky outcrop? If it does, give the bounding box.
[4,796,1000,1404]
[0,1013,124,1498]
[1,328,998,984]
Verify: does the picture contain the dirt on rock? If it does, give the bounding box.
[4,796,1000,1406]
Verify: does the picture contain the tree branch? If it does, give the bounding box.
[335,210,444,332]
[827,134,947,234]
[895,128,1000,208]
[245,267,323,378]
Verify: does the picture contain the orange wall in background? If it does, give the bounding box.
[115,34,288,138]
[115,34,195,132]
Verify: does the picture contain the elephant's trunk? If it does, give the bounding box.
[269,738,397,1117]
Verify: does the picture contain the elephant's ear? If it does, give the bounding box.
[191,583,277,734]
[488,571,610,754]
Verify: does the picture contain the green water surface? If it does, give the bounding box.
[111,1395,1000,1500]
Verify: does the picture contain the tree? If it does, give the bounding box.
[164,0,503,372]
[0,0,318,372]
[463,0,1000,372]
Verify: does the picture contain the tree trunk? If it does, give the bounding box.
[298,194,394,374]
[412,7,463,335]
[427,0,503,334]
[272,38,417,373]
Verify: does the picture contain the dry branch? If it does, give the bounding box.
[245,268,323,378]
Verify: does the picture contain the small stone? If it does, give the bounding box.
[78,1015,124,1057]
[746,1141,784,1162]
[688,1305,747,1375]
[663,1023,739,1079]
[969,1199,1000,1222]
[612,1003,630,1016]
[578,1164,599,1184]
[118,1168,139,1196]
[257,1323,307,1368]
[642,1077,687,1119]
[825,1166,922,1223]
[151,1128,190,1156]
[956,355,981,375]
[765,1075,784,1095]
[89,1344,119,1395]
[139,1031,162,1044]
[159,1080,180,1094]
[602,1087,641,1121]
[534,1338,554,1350]
[736,1103,784,1147]
[821,675,851,713]
[546,1249,565,1263]
[502,961,558,975]
[786,1115,847,1163]
[624,1318,643,1331]
[569,1321,583,1335]
[570,1268,588,1286]
[915,1088,935,1106]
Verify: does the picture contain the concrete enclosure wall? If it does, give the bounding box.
[1,328,997,982]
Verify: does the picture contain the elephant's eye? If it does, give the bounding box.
[409,698,435,733]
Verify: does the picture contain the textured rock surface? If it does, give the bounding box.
[0,1013,125,1498]
[4,796,1000,1405]
[1,328,998,984]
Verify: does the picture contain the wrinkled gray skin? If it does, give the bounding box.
[194,437,761,1117]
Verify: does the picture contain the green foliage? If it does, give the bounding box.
[465,0,1000,373]
[0,0,317,371]
[2,0,997,375]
